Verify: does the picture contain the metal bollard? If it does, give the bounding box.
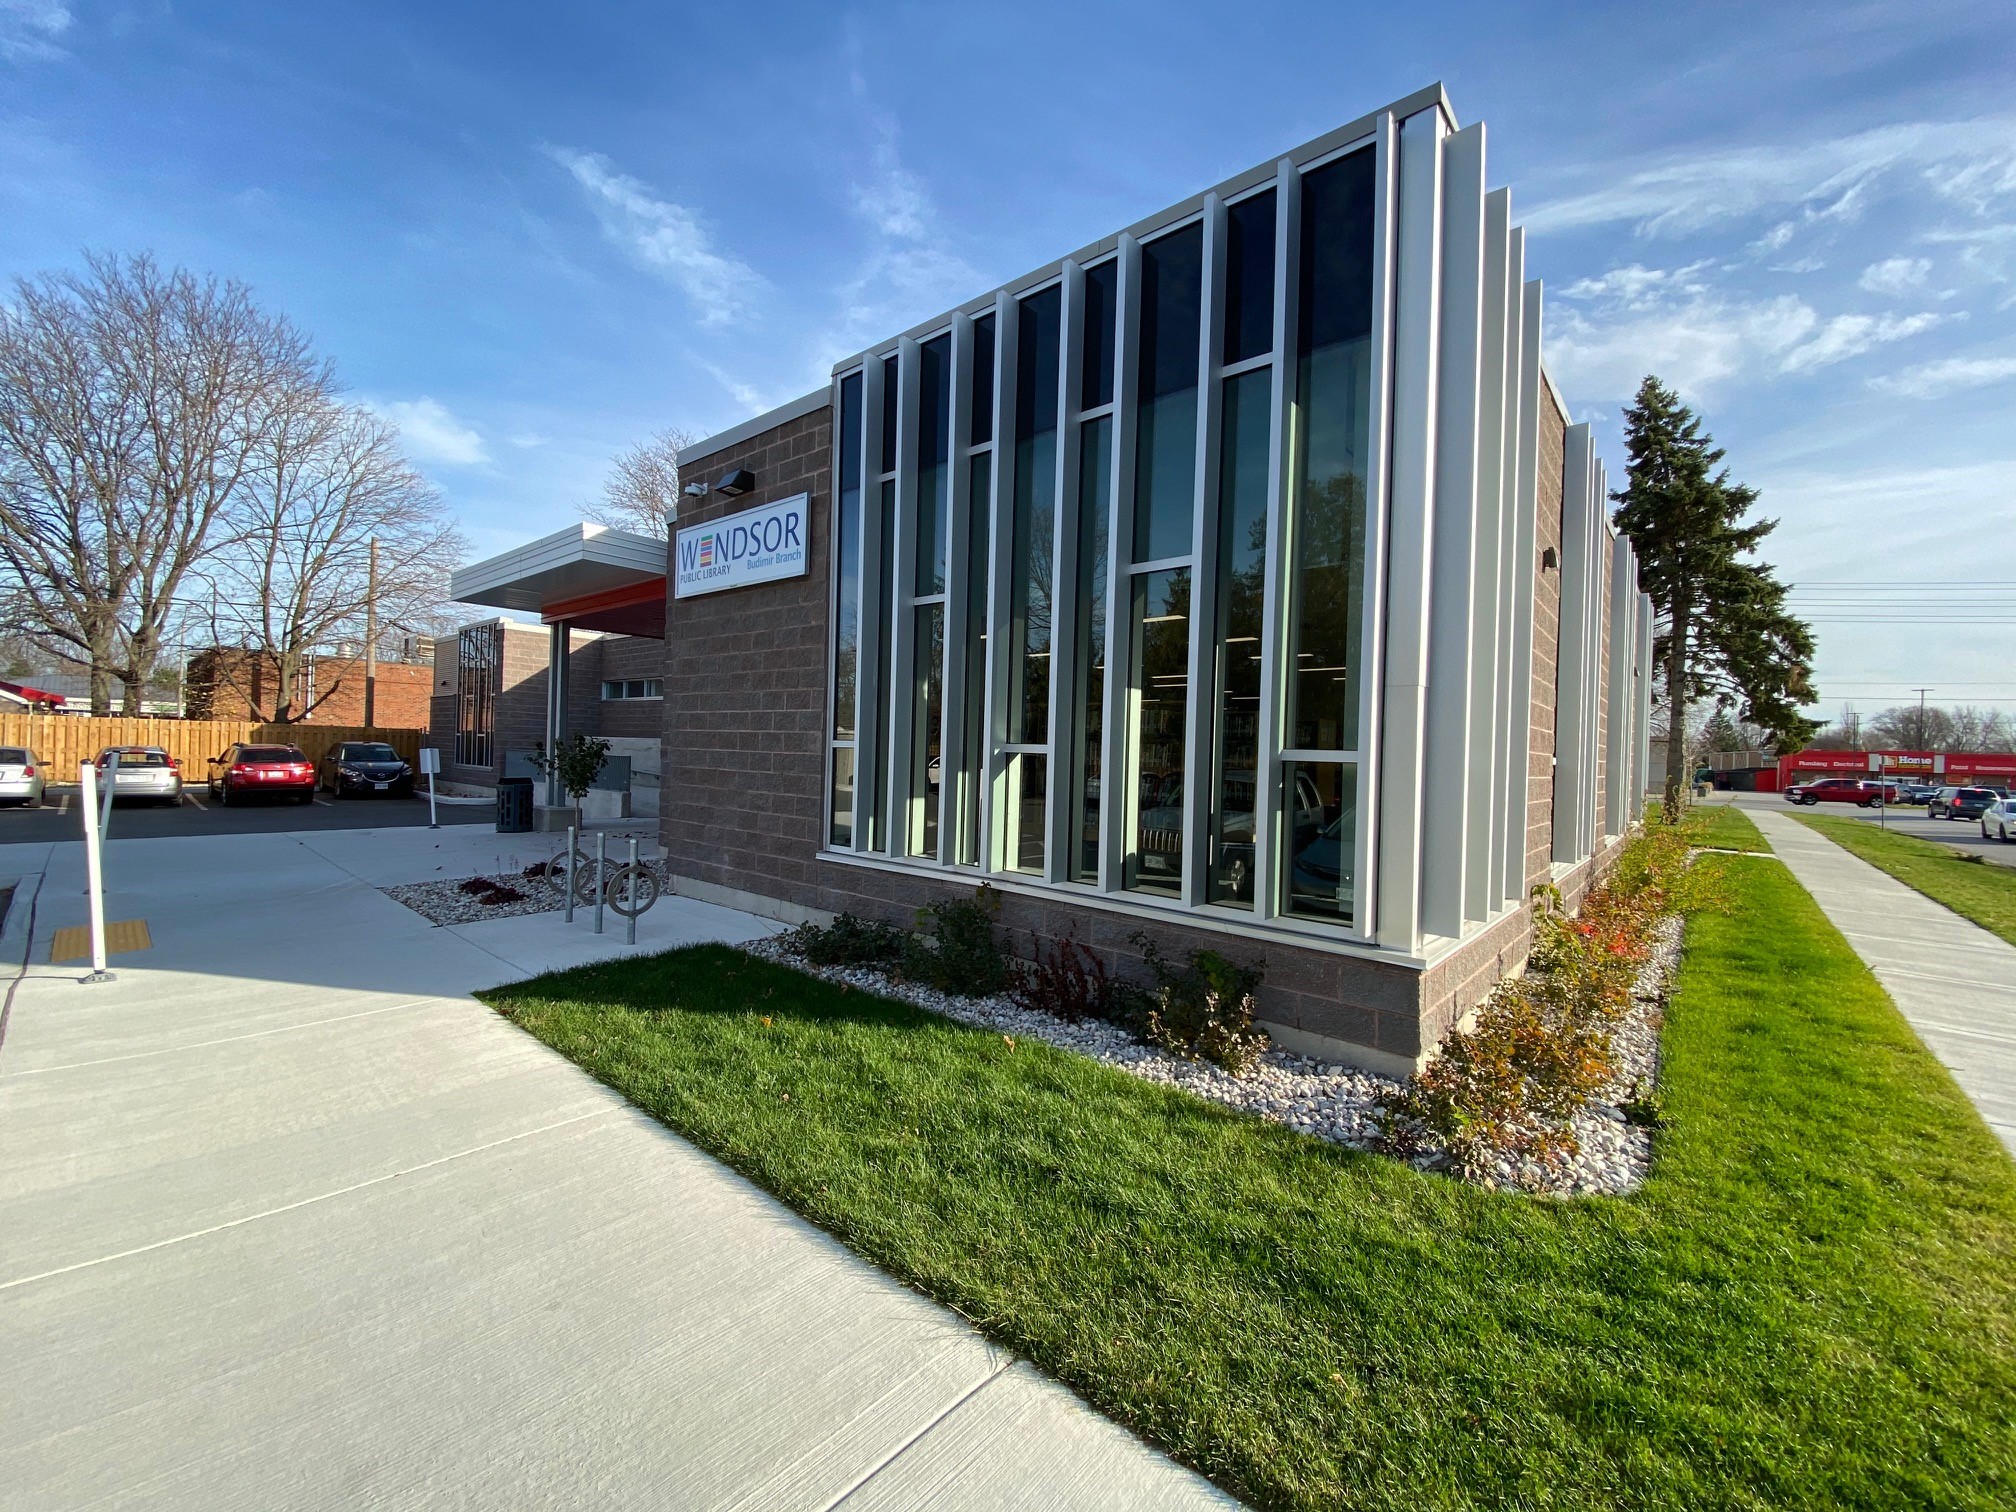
[564,825,577,924]
[593,832,606,935]
[625,836,638,946]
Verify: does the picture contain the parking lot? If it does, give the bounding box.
[0,786,494,842]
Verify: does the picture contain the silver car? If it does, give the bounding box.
[94,746,184,806]
[0,746,44,807]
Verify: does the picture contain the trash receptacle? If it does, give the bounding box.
[496,776,534,833]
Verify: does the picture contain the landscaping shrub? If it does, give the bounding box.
[1376,819,1701,1175]
[1009,931,1119,1023]
[1130,933,1267,1072]
[902,886,1010,997]
[778,912,907,969]
[479,884,526,905]
[458,877,494,896]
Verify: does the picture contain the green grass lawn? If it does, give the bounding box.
[1792,811,2016,948]
[1680,802,1771,852]
[482,856,2016,1511]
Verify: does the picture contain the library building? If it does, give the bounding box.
[447,83,1655,1076]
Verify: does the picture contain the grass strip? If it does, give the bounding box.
[1791,810,2016,948]
[1684,803,1771,852]
[482,858,2016,1511]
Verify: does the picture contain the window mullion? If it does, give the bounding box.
[941,315,975,866]
[1253,158,1299,924]
[1044,259,1085,884]
[887,336,921,859]
[1097,232,1142,893]
[982,290,1017,872]
[855,363,888,852]
[1180,194,1226,909]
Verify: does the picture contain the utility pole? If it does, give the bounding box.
[1911,686,1933,751]
[363,536,378,729]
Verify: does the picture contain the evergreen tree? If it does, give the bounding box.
[1611,377,1816,811]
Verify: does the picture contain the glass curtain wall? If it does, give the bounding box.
[833,140,1377,937]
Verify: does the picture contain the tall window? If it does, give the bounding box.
[1282,150,1376,923]
[454,624,497,768]
[955,314,995,866]
[1124,224,1202,893]
[999,287,1060,873]
[909,335,951,857]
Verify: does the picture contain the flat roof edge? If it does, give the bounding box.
[681,386,830,469]
[826,82,1454,374]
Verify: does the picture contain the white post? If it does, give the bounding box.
[98,748,120,847]
[78,760,114,983]
[421,746,441,829]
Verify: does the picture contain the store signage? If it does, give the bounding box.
[673,494,809,598]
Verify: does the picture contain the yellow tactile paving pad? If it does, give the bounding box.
[50,919,152,964]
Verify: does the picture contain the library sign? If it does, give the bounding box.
[673,494,809,599]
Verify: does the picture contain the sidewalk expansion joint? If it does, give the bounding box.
[0,1105,619,1293]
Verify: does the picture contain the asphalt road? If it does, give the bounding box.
[0,786,494,843]
[1762,797,2016,869]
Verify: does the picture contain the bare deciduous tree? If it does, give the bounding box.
[0,253,331,713]
[196,399,464,722]
[587,427,693,536]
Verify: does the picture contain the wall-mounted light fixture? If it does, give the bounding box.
[715,467,756,497]
[1541,546,1559,571]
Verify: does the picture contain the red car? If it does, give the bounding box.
[206,743,316,805]
[1785,776,1884,808]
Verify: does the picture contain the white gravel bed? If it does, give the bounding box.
[747,912,1682,1199]
[383,855,676,926]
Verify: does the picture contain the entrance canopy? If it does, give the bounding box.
[449,523,668,638]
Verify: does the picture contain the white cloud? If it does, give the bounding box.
[371,397,490,467]
[1547,264,1948,399]
[0,0,70,61]
[541,145,764,326]
[1558,261,1713,307]
[1526,118,2016,240]
[1547,293,1818,401]
[1869,353,2016,399]
[816,68,986,364]
[1859,256,1932,295]
[506,431,549,450]
[1779,311,1947,373]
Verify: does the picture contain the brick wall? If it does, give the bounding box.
[660,407,834,903]
[1527,386,1568,890]
[186,648,432,727]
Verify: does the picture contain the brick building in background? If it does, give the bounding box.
[449,84,1655,1075]
[184,646,434,727]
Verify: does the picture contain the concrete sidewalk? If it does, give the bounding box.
[0,826,1232,1509]
[1749,806,2016,1155]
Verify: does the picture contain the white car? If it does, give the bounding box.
[1981,797,2016,843]
[94,746,185,806]
[0,746,44,807]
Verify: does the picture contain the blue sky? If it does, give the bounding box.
[4,1,2013,722]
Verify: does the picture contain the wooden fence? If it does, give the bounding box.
[0,716,423,782]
